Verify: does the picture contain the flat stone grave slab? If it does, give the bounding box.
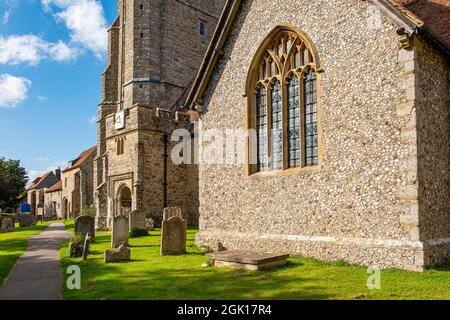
[206,250,290,271]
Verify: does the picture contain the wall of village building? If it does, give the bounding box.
[95,0,224,227]
[62,154,96,219]
[26,171,59,215]
[194,0,450,271]
[44,190,62,219]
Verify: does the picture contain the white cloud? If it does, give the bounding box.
[33,157,53,161]
[88,115,97,124]
[37,95,48,101]
[48,40,80,61]
[0,34,79,65]
[43,0,108,57]
[0,74,32,108]
[2,10,10,25]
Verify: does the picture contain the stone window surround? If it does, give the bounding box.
[244,25,325,177]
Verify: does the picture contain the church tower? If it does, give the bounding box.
[94,0,225,226]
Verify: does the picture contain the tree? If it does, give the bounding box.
[0,157,28,210]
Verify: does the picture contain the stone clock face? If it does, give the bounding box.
[115,111,125,130]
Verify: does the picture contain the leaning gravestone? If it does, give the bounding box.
[0,217,14,233]
[75,216,95,240]
[161,208,187,255]
[129,211,146,231]
[82,233,92,260]
[112,215,129,248]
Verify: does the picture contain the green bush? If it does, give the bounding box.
[81,205,96,218]
[96,226,110,232]
[129,228,149,238]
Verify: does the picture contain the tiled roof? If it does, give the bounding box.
[27,176,42,190]
[46,180,62,193]
[63,146,96,173]
[27,172,51,191]
[398,0,450,45]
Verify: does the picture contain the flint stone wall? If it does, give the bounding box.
[195,0,450,271]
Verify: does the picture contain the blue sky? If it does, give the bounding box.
[0,0,117,184]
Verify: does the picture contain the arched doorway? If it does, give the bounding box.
[62,198,69,219]
[118,185,132,216]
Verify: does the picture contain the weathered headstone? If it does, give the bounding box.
[129,210,146,231]
[105,245,131,263]
[163,207,183,221]
[112,215,129,248]
[0,217,14,233]
[145,218,155,231]
[75,216,95,240]
[17,214,37,227]
[161,208,187,255]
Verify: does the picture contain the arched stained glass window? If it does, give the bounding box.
[271,81,283,170]
[249,28,320,174]
[287,76,301,168]
[256,87,268,171]
[304,70,318,166]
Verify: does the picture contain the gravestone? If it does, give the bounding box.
[161,208,187,255]
[145,218,155,231]
[206,251,290,271]
[163,207,183,221]
[0,217,14,232]
[105,245,131,263]
[112,215,129,248]
[82,233,92,260]
[17,214,37,227]
[75,216,95,240]
[129,211,146,231]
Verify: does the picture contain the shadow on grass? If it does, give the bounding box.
[63,256,332,300]
[428,262,450,272]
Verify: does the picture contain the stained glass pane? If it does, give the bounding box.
[256,87,268,171]
[302,48,309,65]
[271,82,283,170]
[277,40,283,58]
[304,70,318,166]
[287,76,301,168]
[286,39,291,53]
[270,61,276,77]
[295,51,300,68]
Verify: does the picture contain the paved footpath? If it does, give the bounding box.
[0,222,72,300]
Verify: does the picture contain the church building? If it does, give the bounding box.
[184,0,450,271]
[94,0,225,227]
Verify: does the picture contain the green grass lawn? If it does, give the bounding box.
[59,223,450,300]
[0,221,51,286]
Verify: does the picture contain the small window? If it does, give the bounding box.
[140,4,143,10]
[117,137,125,155]
[199,20,206,37]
